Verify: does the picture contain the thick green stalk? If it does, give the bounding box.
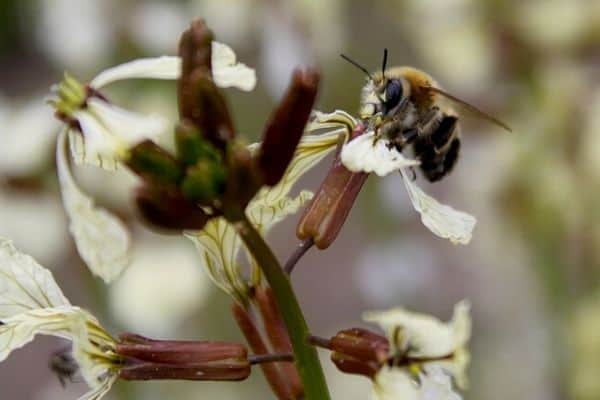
[233,212,331,400]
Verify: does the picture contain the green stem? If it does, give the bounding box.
[233,212,331,400]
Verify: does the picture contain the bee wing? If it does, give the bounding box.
[424,86,512,132]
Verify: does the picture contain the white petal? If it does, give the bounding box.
[372,367,420,400]
[212,41,256,91]
[363,301,471,358]
[400,169,476,245]
[68,130,119,171]
[341,131,419,176]
[420,366,463,400]
[57,131,131,283]
[0,238,70,318]
[248,190,314,234]
[186,129,339,298]
[0,306,86,362]
[73,98,168,169]
[87,97,168,147]
[185,217,247,302]
[90,56,181,88]
[77,375,118,400]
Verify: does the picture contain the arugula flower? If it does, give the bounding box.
[0,238,120,400]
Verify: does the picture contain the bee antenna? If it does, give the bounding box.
[340,54,373,80]
[381,48,388,78]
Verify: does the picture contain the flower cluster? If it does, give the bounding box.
[0,17,478,400]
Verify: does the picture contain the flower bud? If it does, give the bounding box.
[178,19,234,149]
[258,68,320,186]
[296,123,368,249]
[126,140,184,188]
[181,160,227,205]
[135,185,210,231]
[117,333,250,381]
[175,120,222,165]
[329,328,390,379]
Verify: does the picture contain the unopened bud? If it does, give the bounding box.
[296,124,368,249]
[329,328,390,378]
[178,19,234,149]
[258,68,320,186]
[181,160,227,204]
[176,120,222,165]
[126,140,184,188]
[117,333,250,381]
[135,185,210,231]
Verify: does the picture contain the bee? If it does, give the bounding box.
[341,50,511,181]
[49,348,79,388]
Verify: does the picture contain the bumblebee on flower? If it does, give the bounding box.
[298,50,510,250]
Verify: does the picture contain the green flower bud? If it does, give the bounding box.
[181,160,227,204]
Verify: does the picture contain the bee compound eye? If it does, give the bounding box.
[384,79,403,114]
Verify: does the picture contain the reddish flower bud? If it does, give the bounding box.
[328,328,390,378]
[177,20,235,149]
[117,333,250,381]
[296,124,369,249]
[258,68,320,186]
[135,185,210,231]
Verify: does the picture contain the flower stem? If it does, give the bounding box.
[234,213,331,400]
[249,353,295,365]
[284,238,314,275]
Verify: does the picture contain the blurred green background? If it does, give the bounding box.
[1,0,599,399]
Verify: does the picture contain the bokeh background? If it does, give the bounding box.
[1,0,600,399]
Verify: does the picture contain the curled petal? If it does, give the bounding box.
[341,131,419,176]
[90,56,181,89]
[400,169,476,245]
[212,41,256,91]
[0,238,70,318]
[57,130,131,283]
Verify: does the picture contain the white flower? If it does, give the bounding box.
[0,238,120,400]
[364,301,471,396]
[51,40,256,282]
[341,131,419,176]
[55,41,255,170]
[339,129,476,245]
[373,365,461,400]
[56,130,131,283]
[185,128,342,302]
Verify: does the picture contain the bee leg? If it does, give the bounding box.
[408,166,417,181]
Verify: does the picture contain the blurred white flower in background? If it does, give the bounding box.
[109,230,211,337]
[514,0,591,51]
[0,96,58,175]
[37,0,115,71]
[399,0,495,94]
[0,95,67,266]
[0,190,68,267]
[130,2,189,53]
[189,0,255,46]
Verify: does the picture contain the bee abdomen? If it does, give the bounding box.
[413,115,460,182]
